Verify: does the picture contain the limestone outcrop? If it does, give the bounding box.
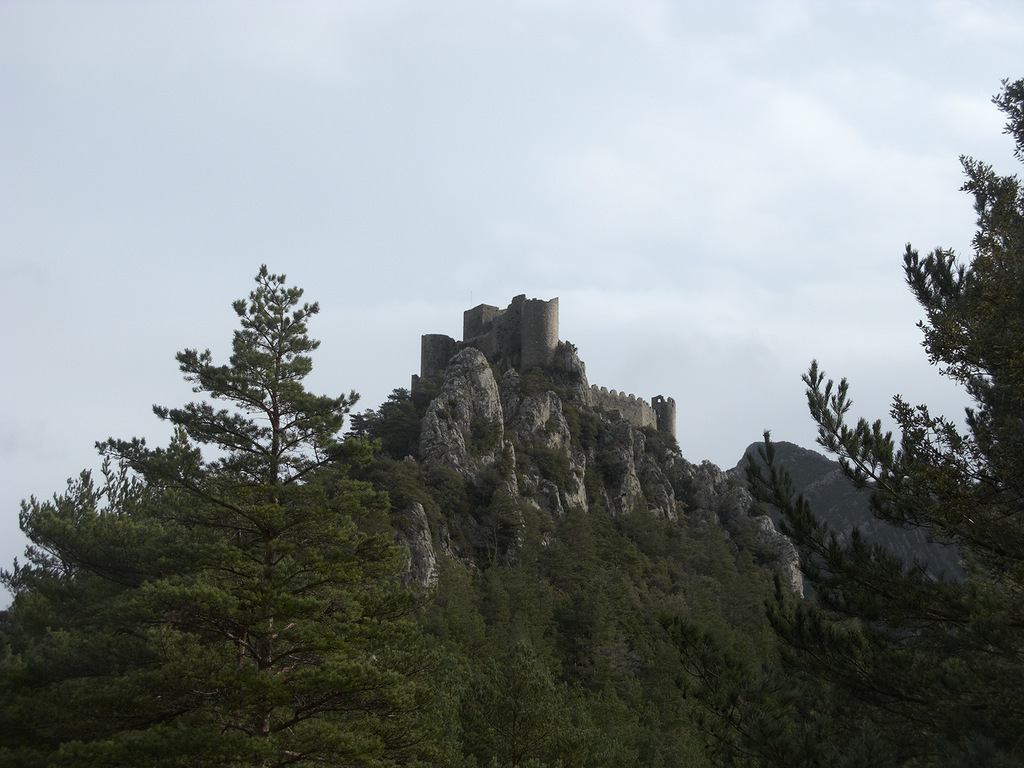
[676,460,803,595]
[750,515,803,596]
[419,348,504,478]
[400,295,801,592]
[505,386,587,516]
[594,418,645,517]
[394,501,438,589]
[553,341,592,405]
[410,344,801,593]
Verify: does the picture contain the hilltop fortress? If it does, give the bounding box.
[418,294,676,439]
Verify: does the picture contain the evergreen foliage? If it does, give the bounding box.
[350,386,436,460]
[342,363,780,766]
[0,268,432,767]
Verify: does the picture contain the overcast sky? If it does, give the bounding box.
[2,0,1023,596]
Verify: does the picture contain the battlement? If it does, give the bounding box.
[590,386,658,431]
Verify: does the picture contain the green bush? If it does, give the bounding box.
[524,441,576,492]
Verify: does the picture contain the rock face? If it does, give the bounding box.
[419,348,505,478]
[674,458,803,596]
[553,341,592,405]
[403,342,803,593]
[595,418,645,517]
[750,515,803,595]
[394,502,438,589]
[506,385,587,516]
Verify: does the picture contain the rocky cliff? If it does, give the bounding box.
[389,342,802,595]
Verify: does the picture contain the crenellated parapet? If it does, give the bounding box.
[590,386,658,431]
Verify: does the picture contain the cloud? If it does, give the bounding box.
[932,0,1024,43]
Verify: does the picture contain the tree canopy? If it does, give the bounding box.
[0,267,432,767]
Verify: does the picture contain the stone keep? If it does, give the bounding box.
[418,294,675,438]
[422,294,559,378]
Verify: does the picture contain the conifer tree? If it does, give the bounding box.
[1,267,432,767]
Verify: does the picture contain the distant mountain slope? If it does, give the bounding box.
[732,441,963,579]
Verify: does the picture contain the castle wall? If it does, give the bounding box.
[457,294,557,372]
[493,295,524,362]
[463,304,503,341]
[590,386,658,431]
[421,296,676,438]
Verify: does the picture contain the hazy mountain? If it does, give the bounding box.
[733,440,963,579]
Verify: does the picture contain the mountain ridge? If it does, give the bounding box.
[732,439,963,578]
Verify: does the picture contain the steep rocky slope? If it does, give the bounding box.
[385,343,802,595]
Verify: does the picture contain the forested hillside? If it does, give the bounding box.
[342,343,800,765]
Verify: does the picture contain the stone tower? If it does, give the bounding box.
[420,334,458,380]
[652,395,677,439]
[520,297,559,371]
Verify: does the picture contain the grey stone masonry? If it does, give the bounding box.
[421,294,559,377]
[420,334,458,380]
[520,297,559,371]
[652,395,677,439]
[417,295,676,438]
[590,386,657,430]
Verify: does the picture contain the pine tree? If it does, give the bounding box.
[1,267,433,767]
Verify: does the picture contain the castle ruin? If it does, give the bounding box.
[418,294,676,439]
[421,294,559,379]
[589,386,677,438]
